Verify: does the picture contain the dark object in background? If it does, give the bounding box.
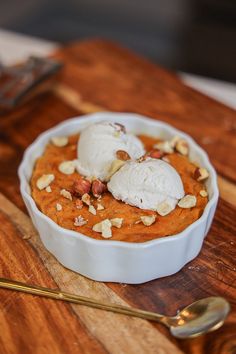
[0,0,235,82]
[0,57,62,111]
[183,0,236,82]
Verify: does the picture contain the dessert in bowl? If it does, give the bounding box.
[18,113,219,283]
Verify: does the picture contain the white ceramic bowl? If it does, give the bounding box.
[18,112,219,284]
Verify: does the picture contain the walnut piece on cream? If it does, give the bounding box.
[116,150,131,161]
[105,159,126,182]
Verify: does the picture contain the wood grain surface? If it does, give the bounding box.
[0,39,236,354]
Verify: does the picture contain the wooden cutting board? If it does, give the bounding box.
[0,39,236,354]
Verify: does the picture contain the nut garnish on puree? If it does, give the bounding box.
[31,133,208,243]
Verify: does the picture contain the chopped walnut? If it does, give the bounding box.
[74,215,87,227]
[194,167,209,181]
[51,136,68,147]
[58,160,76,175]
[60,189,72,201]
[97,203,105,211]
[36,174,55,190]
[156,202,173,216]
[200,190,208,197]
[56,203,62,211]
[81,193,91,205]
[175,139,189,156]
[178,195,197,208]
[88,205,97,215]
[153,136,189,156]
[101,221,112,238]
[110,218,123,228]
[169,135,180,148]
[140,215,156,226]
[92,222,102,233]
[92,219,112,238]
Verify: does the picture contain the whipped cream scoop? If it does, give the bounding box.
[108,158,184,212]
[77,121,145,181]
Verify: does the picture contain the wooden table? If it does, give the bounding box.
[0,39,235,354]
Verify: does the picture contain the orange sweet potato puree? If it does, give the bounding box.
[31,134,208,242]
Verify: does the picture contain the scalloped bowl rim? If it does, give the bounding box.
[18,112,219,250]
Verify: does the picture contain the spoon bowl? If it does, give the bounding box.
[170,297,230,338]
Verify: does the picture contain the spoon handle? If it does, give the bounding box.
[0,278,166,324]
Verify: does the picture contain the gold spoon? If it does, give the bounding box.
[0,278,230,339]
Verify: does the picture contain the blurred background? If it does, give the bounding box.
[0,0,236,82]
